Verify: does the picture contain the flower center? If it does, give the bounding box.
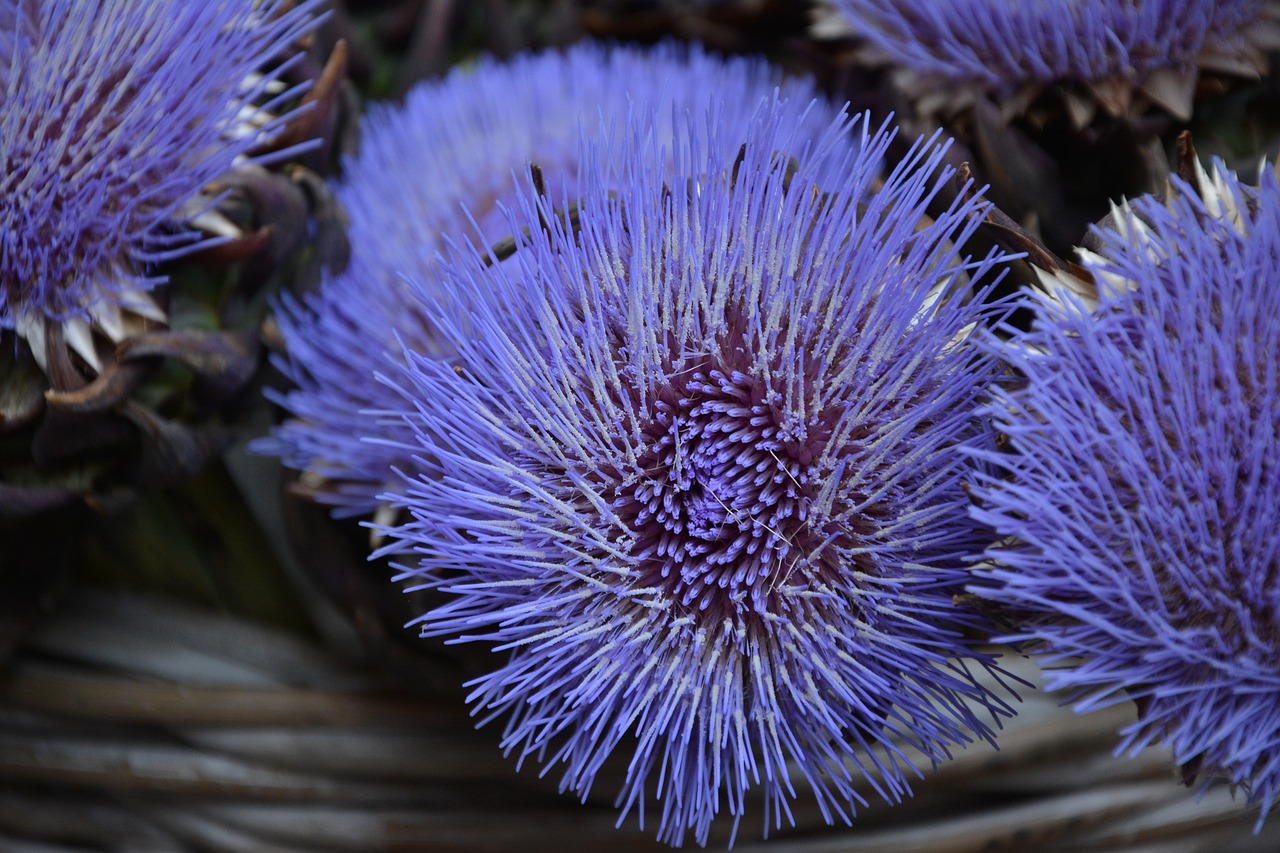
[616,364,842,616]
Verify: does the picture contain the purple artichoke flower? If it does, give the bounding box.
[265,42,841,518]
[381,105,1019,845]
[0,0,321,366]
[972,159,1280,825]
[818,0,1279,117]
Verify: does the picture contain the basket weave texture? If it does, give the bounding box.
[1,589,1275,852]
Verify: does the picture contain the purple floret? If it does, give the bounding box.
[973,163,1280,827]
[381,103,1020,845]
[0,0,321,330]
[830,0,1264,92]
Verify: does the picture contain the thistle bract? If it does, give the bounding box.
[973,161,1280,825]
[0,0,320,341]
[383,105,1018,845]
[265,41,841,517]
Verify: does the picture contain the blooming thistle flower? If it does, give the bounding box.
[0,0,322,374]
[265,42,840,518]
[971,157,1280,825]
[815,0,1280,121]
[380,105,1020,845]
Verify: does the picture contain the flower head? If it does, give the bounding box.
[0,0,321,357]
[818,0,1278,118]
[972,160,1280,824]
[383,105,1018,845]
[265,42,840,517]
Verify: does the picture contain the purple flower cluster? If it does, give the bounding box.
[826,0,1265,93]
[0,0,320,338]
[380,104,1019,844]
[265,42,840,516]
[973,161,1280,824]
[5,0,1276,843]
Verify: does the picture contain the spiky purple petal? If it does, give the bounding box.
[264,42,842,516]
[973,163,1280,826]
[382,104,1019,845]
[0,0,321,330]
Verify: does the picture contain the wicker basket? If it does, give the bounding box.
[1,587,1275,852]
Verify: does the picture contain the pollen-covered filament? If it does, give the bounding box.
[616,365,838,616]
